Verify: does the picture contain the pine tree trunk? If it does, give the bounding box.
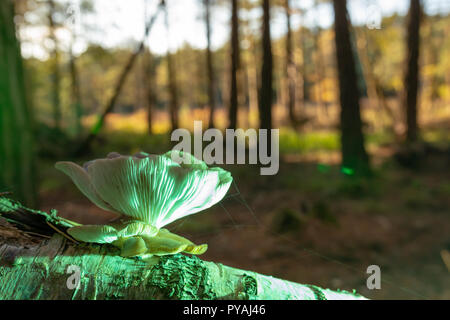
[258,0,273,131]
[0,0,37,207]
[228,0,240,130]
[248,38,259,129]
[284,0,298,129]
[404,0,422,143]
[312,0,327,122]
[333,0,370,175]
[48,0,61,130]
[165,4,179,132]
[204,0,216,128]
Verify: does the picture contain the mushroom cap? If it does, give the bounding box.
[55,151,232,228]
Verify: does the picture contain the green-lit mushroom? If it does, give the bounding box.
[55,151,232,259]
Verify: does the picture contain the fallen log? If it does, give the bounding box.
[0,197,366,300]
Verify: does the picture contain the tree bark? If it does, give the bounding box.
[312,0,327,121]
[48,0,62,130]
[284,0,298,129]
[0,197,367,300]
[333,0,370,175]
[404,0,422,143]
[164,3,179,132]
[228,0,240,130]
[0,0,37,207]
[204,0,216,128]
[259,0,273,131]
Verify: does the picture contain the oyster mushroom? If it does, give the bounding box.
[55,151,232,258]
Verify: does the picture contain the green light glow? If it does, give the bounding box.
[341,166,355,176]
[55,151,232,258]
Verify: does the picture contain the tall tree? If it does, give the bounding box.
[332,0,370,175]
[204,0,216,128]
[259,0,273,130]
[404,0,422,143]
[164,2,179,131]
[296,10,307,108]
[312,0,327,120]
[0,0,37,206]
[228,0,240,129]
[47,0,61,130]
[143,0,156,135]
[283,0,298,128]
[240,0,258,128]
[143,50,156,135]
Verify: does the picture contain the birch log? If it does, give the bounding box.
[0,197,366,300]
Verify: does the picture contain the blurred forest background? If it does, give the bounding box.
[1,0,450,299]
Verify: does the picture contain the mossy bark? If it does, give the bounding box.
[0,197,366,300]
[0,0,37,207]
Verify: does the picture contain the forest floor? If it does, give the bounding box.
[35,124,450,300]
